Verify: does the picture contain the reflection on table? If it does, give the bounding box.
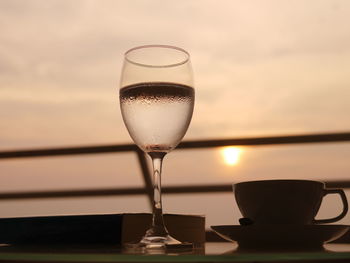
[1,242,350,262]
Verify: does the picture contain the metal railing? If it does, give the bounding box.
[1,132,350,206]
[1,131,350,242]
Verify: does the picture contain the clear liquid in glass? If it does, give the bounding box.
[120,82,195,153]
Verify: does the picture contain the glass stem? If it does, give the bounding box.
[148,152,168,236]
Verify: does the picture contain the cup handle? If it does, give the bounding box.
[313,189,348,224]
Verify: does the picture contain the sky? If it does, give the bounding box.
[0,0,350,226]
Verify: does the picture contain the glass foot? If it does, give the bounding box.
[124,235,193,254]
[140,234,192,249]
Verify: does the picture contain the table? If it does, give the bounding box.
[1,242,350,262]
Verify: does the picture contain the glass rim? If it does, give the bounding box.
[124,45,190,68]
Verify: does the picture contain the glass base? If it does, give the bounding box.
[140,234,184,248]
[124,234,193,254]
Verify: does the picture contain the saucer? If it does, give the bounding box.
[211,224,349,250]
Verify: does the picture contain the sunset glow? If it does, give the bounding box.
[221,147,242,166]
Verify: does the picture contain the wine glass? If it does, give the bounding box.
[119,45,195,249]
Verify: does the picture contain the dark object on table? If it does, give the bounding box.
[211,224,349,250]
[0,213,205,246]
[239,217,254,226]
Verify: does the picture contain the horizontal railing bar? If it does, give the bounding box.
[177,132,350,149]
[0,132,349,160]
[1,181,349,200]
[0,188,147,200]
[0,144,138,159]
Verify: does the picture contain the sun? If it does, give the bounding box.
[221,146,242,166]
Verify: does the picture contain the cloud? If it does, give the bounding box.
[0,0,350,149]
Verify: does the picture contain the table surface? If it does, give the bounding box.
[1,242,350,262]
